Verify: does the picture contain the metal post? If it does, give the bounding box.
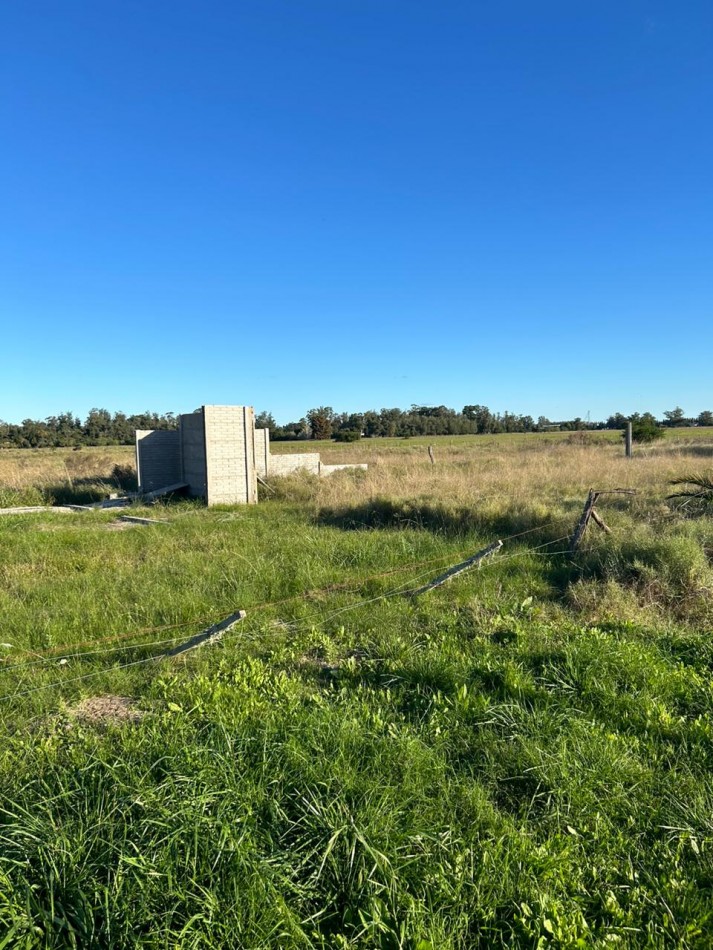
[625,422,633,458]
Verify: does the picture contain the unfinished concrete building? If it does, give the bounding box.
[136,405,366,506]
[136,405,258,506]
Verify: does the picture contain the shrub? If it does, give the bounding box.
[628,415,664,443]
[112,463,138,491]
[334,429,361,443]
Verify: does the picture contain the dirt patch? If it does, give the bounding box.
[105,519,135,531]
[70,695,145,727]
[296,647,369,681]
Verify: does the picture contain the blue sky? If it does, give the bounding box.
[1,1,711,424]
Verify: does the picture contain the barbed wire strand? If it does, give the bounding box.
[2,516,575,664]
[0,527,578,698]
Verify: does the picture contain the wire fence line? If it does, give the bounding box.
[0,531,577,705]
[2,515,575,668]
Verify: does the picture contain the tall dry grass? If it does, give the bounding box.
[312,437,713,514]
[0,447,134,505]
[1,434,711,519]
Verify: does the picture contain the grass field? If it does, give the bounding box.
[1,432,713,947]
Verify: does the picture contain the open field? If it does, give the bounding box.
[1,432,713,947]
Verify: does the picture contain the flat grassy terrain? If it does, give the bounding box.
[1,432,713,947]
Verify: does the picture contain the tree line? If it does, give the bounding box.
[1,404,711,449]
[0,410,178,448]
[263,405,713,441]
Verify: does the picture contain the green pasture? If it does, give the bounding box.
[0,439,712,947]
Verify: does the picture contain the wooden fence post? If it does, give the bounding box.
[569,490,598,556]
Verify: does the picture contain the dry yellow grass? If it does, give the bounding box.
[312,435,713,515]
[0,446,132,491]
[1,432,711,520]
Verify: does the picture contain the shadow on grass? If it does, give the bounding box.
[47,464,138,505]
[669,446,713,458]
[316,497,571,543]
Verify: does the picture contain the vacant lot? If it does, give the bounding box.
[1,431,712,948]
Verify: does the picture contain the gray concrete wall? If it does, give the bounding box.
[179,411,207,499]
[203,405,257,506]
[268,452,321,477]
[254,428,270,478]
[135,429,181,492]
[320,463,368,476]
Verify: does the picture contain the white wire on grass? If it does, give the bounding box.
[0,654,162,703]
[0,526,580,704]
[0,632,205,674]
[0,518,575,669]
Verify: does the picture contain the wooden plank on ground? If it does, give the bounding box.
[409,541,503,596]
[141,482,189,501]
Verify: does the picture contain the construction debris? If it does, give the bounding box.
[162,610,247,658]
[409,541,503,596]
[117,515,170,526]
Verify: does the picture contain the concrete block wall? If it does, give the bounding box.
[135,430,181,492]
[135,406,368,506]
[179,411,208,499]
[254,428,270,478]
[203,405,258,506]
[268,452,321,477]
[320,463,368,475]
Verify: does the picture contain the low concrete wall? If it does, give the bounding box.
[320,464,368,476]
[269,452,321,476]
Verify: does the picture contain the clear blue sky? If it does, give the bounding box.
[2,1,711,424]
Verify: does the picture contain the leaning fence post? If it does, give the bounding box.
[569,489,598,556]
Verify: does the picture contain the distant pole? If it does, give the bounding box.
[625,422,633,458]
[428,445,435,465]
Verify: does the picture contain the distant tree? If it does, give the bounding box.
[111,412,132,444]
[663,407,686,427]
[84,408,114,444]
[412,405,455,419]
[696,410,713,427]
[521,415,535,432]
[361,411,382,438]
[606,412,629,429]
[462,405,496,434]
[380,408,404,437]
[306,407,334,440]
[254,411,276,433]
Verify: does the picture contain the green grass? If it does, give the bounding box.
[1,444,713,947]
